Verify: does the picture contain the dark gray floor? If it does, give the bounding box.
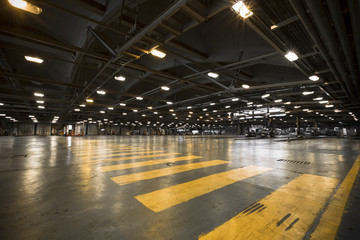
[0,136,359,239]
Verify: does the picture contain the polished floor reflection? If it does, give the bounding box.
[0,136,359,239]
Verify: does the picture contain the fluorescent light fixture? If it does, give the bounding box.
[38,105,45,109]
[119,103,126,106]
[270,25,278,30]
[100,110,105,113]
[8,0,42,14]
[309,75,319,81]
[147,106,153,109]
[319,100,329,104]
[187,106,192,109]
[25,56,43,63]
[0,114,6,117]
[203,108,207,111]
[96,90,106,95]
[154,112,158,114]
[325,104,334,108]
[285,51,298,61]
[86,99,94,103]
[80,104,86,107]
[284,101,291,105]
[114,75,126,81]
[166,101,173,105]
[232,98,239,101]
[262,93,270,98]
[257,104,263,107]
[123,113,127,115]
[133,109,138,112]
[334,109,341,113]
[150,49,166,58]
[5,116,11,119]
[232,1,253,18]
[207,72,219,78]
[29,115,34,118]
[313,97,323,101]
[108,107,114,110]
[34,92,44,97]
[303,91,314,95]
[0,103,4,105]
[169,109,174,112]
[274,99,282,103]
[74,108,80,112]
[242,84,250,89]
[247,102,253,105]
[161,86,170,91]
[136,96,143,100]
[294,106,301,109]
[36,100,44,104]
[213,110,217,112]
[210,102,216,106]
[225,106,230,108]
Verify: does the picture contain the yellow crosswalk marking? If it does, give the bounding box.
[75,149,151,156]
[101,155,202,172]
[199,174,338,240]
[87,153,181,163]
[111,160,228,185]
[81,151,165,160]
[310,154,360,239]
[135,165,272,212]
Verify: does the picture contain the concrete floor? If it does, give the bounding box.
[0,136,359,239]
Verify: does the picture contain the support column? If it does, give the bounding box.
[296,116,301,137]
[314,118,318,136]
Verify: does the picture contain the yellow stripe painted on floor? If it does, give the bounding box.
[75,149,152,156]
[310,155,360,240]
[87,153,181,163]
[199,174,338,240]
[101,155,202,172]
[111,160,228,185]
[81,151,165,160]
[135,165,272,212]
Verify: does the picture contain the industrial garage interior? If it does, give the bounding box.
[1,0,360,239]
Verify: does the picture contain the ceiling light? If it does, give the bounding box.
[247,102,253,105]
[313,97,323,101]
[133,109,138,112]
[36,100,44,104]
[294,106,301,109]
[8,0,42,14]
[150,49,166,58]
[154,112,158,114]
[107,107,114,110]
[242,84,250,89]
[74,109,80,112]
[169,109,174,112]
[187,106,192,109]
[0,114,6,117]
[262,93,270,98]
[25,56,43,63]
[274,99,282,103]
[334,109,341,113]
[210,102,216,106]
[38,106,45,109]
[232,98,239,101]
[166,101,173,105]
[319,100,329,104]
[136,96,143,100]
[285,51,298,61]
[28,115,34,118]
[325,104,334,108]
[80,104,86,107]
[97,90,106,95]
[123,113,127,115]
[161,86,170,91]
[86,99,94,103]
[232,1,253,18]
[114,75,126,81]
[0,103,3,106]
[100,110,105,113]
[284,101,291,105]
[257,104,263,107]
[225,106,230,108]
[119,103,126,106]
[147,106,153,109]
[203,108,207,111]
[270,25,278,30]
[207,72,219,78]
[309,75,320,81]
[34,92,44,97]
[303,91,314,95]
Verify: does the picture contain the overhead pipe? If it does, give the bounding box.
[289,0,352,99]
[325,0,360,95]
[347,0,360,88]
[304,0,356,98]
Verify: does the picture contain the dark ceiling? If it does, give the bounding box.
[0,0,359,126]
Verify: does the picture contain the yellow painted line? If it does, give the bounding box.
[75,149,152,156]
[70,144,129,149]
[135,165,272,212]
[111,160,228,185]
[310,155,360,239]
[101,155,202,172]
[81,151,165,160]
[199,174,338,240]
[87,153,181,164]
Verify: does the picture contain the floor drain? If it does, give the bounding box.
[277,159,310,164]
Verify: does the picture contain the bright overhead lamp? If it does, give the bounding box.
[86,99,94,103]
[256,104,263,107]
[25,56,43,63]
[225,106,230,108]
[97,90,106,95]
[119,103,126,106]
[9,0,42,14]
[0,103,3,106]
[313,97,323,101]
[242,84,250,89]
[284,101,291,105]
[5,116,11,119]
[150,49,166,58]
[100,110,105,113]
[203,108,207,111]
[166,101,173,105]
[133,109,138,112]
[169,109,174,112]
[114,75,126,81]
[108,107,114,110]
[74,108,80,112]
[232,98,239,102]
[261,93,270,98]
[302,91,314,95]
[325,104,334,108]
[207,72,219,78]
[36,100,44,104]
[161,86,170,91]
[38,106,45,109]
[294,106,301,109]
[309,75,320,81]
[247,102,253,105]
[187,106,192,109]
[122,113,127,115]
[270,25,278,30]
[210,102,216,106]
[136,96,143,100]
[0,114,6,116]
[285,51,298,61]
[232,1,253,18]
[334,109,342,113]
[34,92,44,97]
[154,112,158,114]
[319,100,329,104]
[28,115,34,118]
[79,104,86,107]
[274,99,282,103]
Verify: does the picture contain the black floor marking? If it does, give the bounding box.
[277,159,310,164]
[243,203,261,214]
[285,218,299,231]
[277,213,291,226]
[246,204,265,215]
